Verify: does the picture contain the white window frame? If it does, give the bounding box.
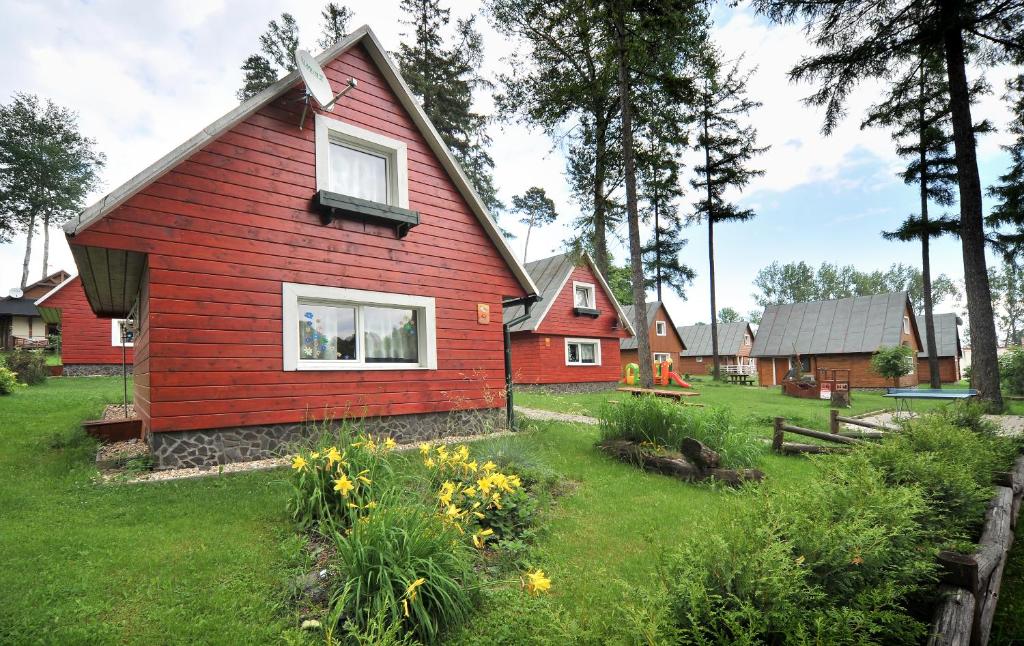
[283,283,436,371]
[655,321,667,336]
[111,319,134,347]
[903,315,911,334]
[744,334,752,346]
[696,356,703,363]
[314,114,409,209]
[564,338,601,366]
[572,281,596,309]
[653,352,671,363]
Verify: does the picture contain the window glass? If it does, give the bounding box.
[574,285,594,308]
[329,141,388,203]
[299,302,357,361]
[567,341,597,364]
[903,316,910,334]
[656,321,666,335]
[364,306,418,363]
[579,343,596,364]
[567,343,580,364]
[654,352,670,362]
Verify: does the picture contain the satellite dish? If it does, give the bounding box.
[295,49,336,112]
[9,288,23,298]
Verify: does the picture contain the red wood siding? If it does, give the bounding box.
[43,277,134,365]
[757,353,920,388]
[71,44,525,434]
[917,356,960,383]
[618,303,685,373]
[511,334,621,384]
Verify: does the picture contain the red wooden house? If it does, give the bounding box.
[916,313,963,383]
[35,275,134,375]
[504,252,633,390]
[61,27,539,468]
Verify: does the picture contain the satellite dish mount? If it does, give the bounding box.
[294,49,358,129]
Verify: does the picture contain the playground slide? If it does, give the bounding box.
[667,371,691,389]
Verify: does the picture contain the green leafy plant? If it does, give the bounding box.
[4,348,47,385]
[869,345,915,388]
[0,366,18,394]
[999,346,1024,396]
[598,396,764,468]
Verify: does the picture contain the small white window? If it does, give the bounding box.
[744,334,751,346]
[111,319,134,347]
[565,338,601,366]
[315,114,409,208]
[283,283,436,371]
[655,321,667,336]
[653,352,671,363]
[903,316,911,334]
[572,281,596,309]
[696,356,703,363]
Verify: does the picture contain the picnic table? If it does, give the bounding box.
[884,388,978,414]
[617,387,701,402]
[724,373,755,386]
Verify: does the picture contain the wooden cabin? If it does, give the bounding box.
[61,27,539,469]
[35,275,135,375]
[916,313,962,383]
[619,302,686,371]
[751,292,922,388]
[505,253,632,389]
[0,270,69,350]
[675,322,756,376]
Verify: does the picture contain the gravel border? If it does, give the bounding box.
[515,406,598,425]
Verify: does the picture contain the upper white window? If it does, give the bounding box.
[696,356,703,363]
[565,338,601,366]
[903,315,911,334]
[744,334,752,346]
[573,282,596,309]
[655,321,667,336]
[283,283,436,371]
[653,352,671,363]
[111,319,134,347]
[315,114,409,208]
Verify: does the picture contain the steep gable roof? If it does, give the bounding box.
[620,301,685,351]
[917,313,962,358]
[64,26,537,299]
[677,322,754,356]
[750,292,918,357]
[504,252,633,334]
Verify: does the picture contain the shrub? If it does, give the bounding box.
[870,345,916,388]
[598,396,764,468]
[937,400,1001,436]
[4,348,47,385]
[0,366,18,394]
[327,499,479,644]
[1000,346,1024,396]
[286,422,397,531]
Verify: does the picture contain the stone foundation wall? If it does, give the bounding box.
[147,408,505,470]
[62,364,131,377]
[513,381,618,395]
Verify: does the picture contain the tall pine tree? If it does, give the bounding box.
[510,187,559,263]
[637,136,694,300]
[690,50,767,380]
[397,1,502,214]
[988,73,1024,257]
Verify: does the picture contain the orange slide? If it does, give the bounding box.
[653,360,692,388]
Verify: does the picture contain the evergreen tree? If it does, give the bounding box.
[988,74,1024,257]
[690,50,767,380]
[397,1,502,214]
[991,260,1024,346]
[488,0,622,275]
[718,307,741,323]
[0,93,104,286]
[752,0,1022,408]
[317,3,354,51]
[510,187,559,263]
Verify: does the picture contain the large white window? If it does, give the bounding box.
[653,352,671,363]
[315,114,409,208]
[111,319,134,347]
[573,282,596,309]
[565,338,601,366]
[283,283,436,371]
[655,321,667,336]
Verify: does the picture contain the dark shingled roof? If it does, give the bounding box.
[619,302,663,350]
[750,292,917,357]
[917,313,962,358]
[0,297,41,317]
[677,322,753,356]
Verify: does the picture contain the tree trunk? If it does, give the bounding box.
[919,58,941,389]
[613,7,652,389]
[941,11,1003,410]
[593,119,610,277]
[522,214,535,264]
[704,100,721,381]
[654,191,662,301]
[42,211,50,279]
[20,211,36,288]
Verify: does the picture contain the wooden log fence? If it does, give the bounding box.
[928,456,1024,645]
[772,416,862,455]
[829,409,899,434]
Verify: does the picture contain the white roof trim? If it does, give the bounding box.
[529,252,635,336]
[64,25,538,298]
[34,273,78,307]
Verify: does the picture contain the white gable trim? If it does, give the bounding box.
[63,26,538,298]
[34,273,78,307]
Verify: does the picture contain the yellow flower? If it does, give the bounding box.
[438,481,456,506]
[481,461,497,473]
[419,443,432,456]
[365,438,378,453]
[347,502,359,509]
[309,451,321,460]
[365,501,377,510]
[472,528,494,549]
[477,476,494,496]
[402,598,410,617]
[444,504,463,520]
[524,569,551,595]
[466,460,478,473]
[333,474,354,497]
[325,446,343,465]
[406,577,426,601]
[490,493,502,509]
[384,438,397,451]
[795,555,806,565]
[424,457,436,469]
[456,445,470,462]
[462,486,477,498]
[291,455,308,471]
[436,445,449,460]
[356,470,372,486]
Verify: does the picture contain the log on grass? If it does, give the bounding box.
[680,437,721,469]
[937,543,1005,593]
[927,586,975,646]
[599,440,704,480]
[973,543,1010,646]
[781,422,862,445]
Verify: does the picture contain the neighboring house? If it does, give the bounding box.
[0,270,70,350]
[751,292,922,388]
[61,27,539,469]
[916,313,962,383]
[504,252,633,389]
[35,275,135,375]
[675,322,756,376]
[619,302,686,371]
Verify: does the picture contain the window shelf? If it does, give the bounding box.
[573,306,600,317]
[314,190,420,238]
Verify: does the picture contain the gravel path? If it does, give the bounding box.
[849,411,1024,436]
[515,406,598,425]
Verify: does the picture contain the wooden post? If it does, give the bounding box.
[772,417,784,453]
[830,408,839,434]
[928,586,975,646]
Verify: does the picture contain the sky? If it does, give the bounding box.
[0,0,1018,326]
